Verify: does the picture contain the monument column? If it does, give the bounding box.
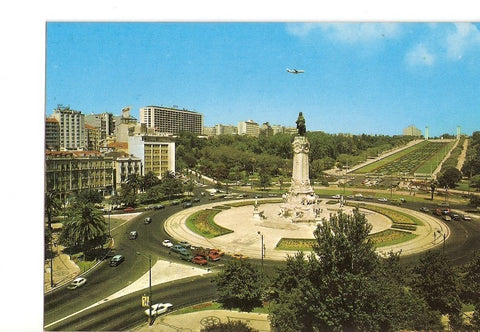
[291,136,314,195]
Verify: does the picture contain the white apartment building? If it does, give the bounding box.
[139,106,203,135]
[52,106,85,150]
[128,134,175,179]
[237,120,260,137]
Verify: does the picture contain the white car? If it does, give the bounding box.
[144,303,173,317]
[67,277,86,290]
[162,239,173,248]
[331,194,341,199]
[378,198,388,202]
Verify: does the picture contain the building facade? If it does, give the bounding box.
[85,112,115,139]
[139,106,203,135]
[85,124,101,151]
[128,134,175,179]
[45,151,114,199]
[238,120,260,137]
[215,124,237,135]
[403,125,422,137]
[45,117,60,150]
[105,152,143,191]
[52,106,85,150]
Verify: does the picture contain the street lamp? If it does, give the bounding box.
[137,252,153,325]
[257,231,264,270]
[108,206,111,238]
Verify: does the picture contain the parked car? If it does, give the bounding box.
[129,230,138,240]
[192,256,208,265]
[182,202,193,208]
[170,244,187,254]
[419,207,430,212]
[144,217,152,224]
[123,207,134,213]
[179,251,194,262]
[193,198,200,202]
[462,215,472,221]
[232,253,248,260]
[109,254,125,266]
[172,200,180,205]
[153,204,165,210]
[451,214,460,220]
[162,239,173,248]
[179,241,191,249]
[144,303,173,317]
[67,277,87,290]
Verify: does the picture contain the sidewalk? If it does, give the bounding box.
[135,309,270,332]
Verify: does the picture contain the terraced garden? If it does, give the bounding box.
[354,140,455,175]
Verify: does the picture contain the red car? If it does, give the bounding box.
[192,256,207,266]
[123,207,134,213]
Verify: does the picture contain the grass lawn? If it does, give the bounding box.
[186,209,233,238]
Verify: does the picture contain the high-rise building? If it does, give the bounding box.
[139,106,203,135]
[85,112,115,139]
[45,117,60,150]
[52,105,85,150]
[238,120,260,137]
[85,124,101,151]
[214,124,237,135]
[128,134,175,179]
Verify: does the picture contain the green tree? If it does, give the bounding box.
[215,259,264,312]
[75,189,103,205]
[201,320,258,332]
[45,190,61,230]
[268,210,442,332]
[437,166,463,189]
[460,250,480,305]
[160,171,183,200]
[143,171,161,190]
[258,169,271,191]
[411,251,462,316]
[59,202,107,253]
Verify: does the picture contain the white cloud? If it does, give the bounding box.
[446,23,480,60]
[286,23,401,43]
[405,44,435,67]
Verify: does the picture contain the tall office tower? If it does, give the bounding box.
[139,106,203,135]
[52,105,85,150]
[45,117,60,150]
[85,112,115,139]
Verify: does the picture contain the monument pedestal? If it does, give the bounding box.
[280,136,320,223]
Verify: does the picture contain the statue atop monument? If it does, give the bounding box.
[296,112,306,136]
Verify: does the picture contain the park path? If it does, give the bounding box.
[456,138,469,171]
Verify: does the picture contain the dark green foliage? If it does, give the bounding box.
[411,251,462,316]
[268,210,442,331]
[200,320,258,332]
[215,260,264,312]
[437,166,463,188]
[460,250,480,305]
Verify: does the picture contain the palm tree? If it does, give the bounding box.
[45,190,61,230]
[62,203,107,253]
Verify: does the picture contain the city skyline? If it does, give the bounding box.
[46,23,479,137]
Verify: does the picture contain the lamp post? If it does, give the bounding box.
[137,252,153,325]
[257,231,264,271]
[50,240,54,288]
[108,206,111,238]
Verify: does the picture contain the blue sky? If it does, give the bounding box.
[46,22,480,136]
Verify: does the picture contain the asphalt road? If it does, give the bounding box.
[44,189,480,330]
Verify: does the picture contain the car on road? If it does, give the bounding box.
[232,253,248,260]
[451,214,460,220]
[129,231,138,240]
[144,217,152,224]
[67,277,87,290]
[193,197,200,202]
[438,202,450,207]
[109,254,125,267]
[170,244,187,254]
[192,256,208,265]
[378,198,388,202]
[180,252,194,262]
[179,241,191,249]
[183,202,193,208]
[172,200,180,205]
[153,204,165,210]
[462,215,472,221]
[144,303,173,317]
[331,194,341,199]
[123,207,134,213]
[162,239,173,248]
[419,207,430,212]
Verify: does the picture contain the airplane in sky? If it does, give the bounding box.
[286,68,305,74]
